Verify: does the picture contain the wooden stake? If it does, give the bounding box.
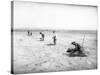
[82,33,85,47]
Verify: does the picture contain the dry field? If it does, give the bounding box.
[13,30,97,74]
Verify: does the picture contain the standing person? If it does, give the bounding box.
[52,31,57,45]
[40,32,45,41]
[28,30,30,36]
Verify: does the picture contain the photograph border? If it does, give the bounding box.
[11,0,99,74]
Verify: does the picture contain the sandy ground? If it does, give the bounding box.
[13,31,97,74]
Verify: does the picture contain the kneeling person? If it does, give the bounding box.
[67,41,86,57]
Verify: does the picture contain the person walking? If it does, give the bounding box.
[52,31,57,45]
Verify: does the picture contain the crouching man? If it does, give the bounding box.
[67,41,86,57]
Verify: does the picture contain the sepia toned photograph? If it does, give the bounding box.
[11,1,98,74]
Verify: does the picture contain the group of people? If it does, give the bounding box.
[27,30,57,45]
[27,30,32,36]
[27,30,86,57]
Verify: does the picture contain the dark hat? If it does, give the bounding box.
[71,41,76,45]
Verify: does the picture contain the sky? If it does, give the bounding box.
[13,1,98,30]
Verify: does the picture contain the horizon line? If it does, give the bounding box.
[12,28,97,31]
